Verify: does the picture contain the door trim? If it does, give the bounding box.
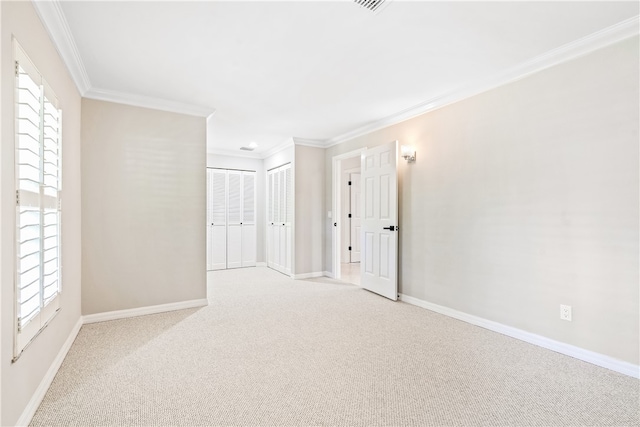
[332,147,367,281]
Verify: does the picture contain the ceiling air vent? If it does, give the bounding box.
[353,0,386,13]
[240,146,255,151]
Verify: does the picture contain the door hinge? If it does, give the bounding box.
[15,61,19,77]
[348,181,352,186]
[16,190,19,206]
[348,246,352,251]
[348,213,352,218]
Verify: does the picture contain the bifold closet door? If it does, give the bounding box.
[267,163,292,276]
[207,168,256,270]
[207,169,227,271]
[227,171,243,269]
[241,172,256,267]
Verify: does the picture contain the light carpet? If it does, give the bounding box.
[32,267,639,426]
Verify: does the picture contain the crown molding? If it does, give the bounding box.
[32,0,91,94]
[324,15,639,147]
[292,137,326,148]
[34,0,214,117]
[261,138,295,159]
[85,88,215,117]
[207,148,264,160]
[208,138,294,160]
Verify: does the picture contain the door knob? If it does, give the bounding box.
[383,226,396,231]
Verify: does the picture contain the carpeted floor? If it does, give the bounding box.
[31,267,639,426]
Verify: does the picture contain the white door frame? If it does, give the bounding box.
[343,167,360,264]
[332,147,367,281]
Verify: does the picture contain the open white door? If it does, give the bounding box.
[360,141,398,300]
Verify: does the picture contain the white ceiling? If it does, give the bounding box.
[49,1,639,156]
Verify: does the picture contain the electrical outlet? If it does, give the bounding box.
[560,304,572,321]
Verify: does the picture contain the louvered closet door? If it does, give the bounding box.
[278,169,287,272]
[266,163,292,276]
[241,172,256,267]
[272,169,281,270]
[283,165,293,275]
[267,171,275,268]
[208,170,227,271]
[206,169,213,270]
[227,171,242,269]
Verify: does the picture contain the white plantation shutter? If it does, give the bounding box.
[14,44,61,357]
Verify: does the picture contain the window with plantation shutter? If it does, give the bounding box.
[14,43,62,359]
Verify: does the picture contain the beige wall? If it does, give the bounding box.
[325,37,639,365]
[82,99,206,315]
[295,145,325,275]
[1,2,82,425]
[206,154,266,263]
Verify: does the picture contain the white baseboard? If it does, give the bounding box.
[256,262,267,267]
[323,271,335,279]
[16,317,83,427]
[293,272,325,280]
[83,299,209,324]
[399,294,639,379]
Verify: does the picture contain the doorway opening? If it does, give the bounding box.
[332,148,367,285]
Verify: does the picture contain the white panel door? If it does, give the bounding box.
[241,171,256,267]
[227,171,242,268]
[350,173,361,263]
[361,141,398,300]
[208,169,227,271]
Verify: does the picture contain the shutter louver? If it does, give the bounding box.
[16,63,42,330]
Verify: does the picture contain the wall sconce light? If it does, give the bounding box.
[401,145,416,162]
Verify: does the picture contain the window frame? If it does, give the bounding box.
[13,40,63,361]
